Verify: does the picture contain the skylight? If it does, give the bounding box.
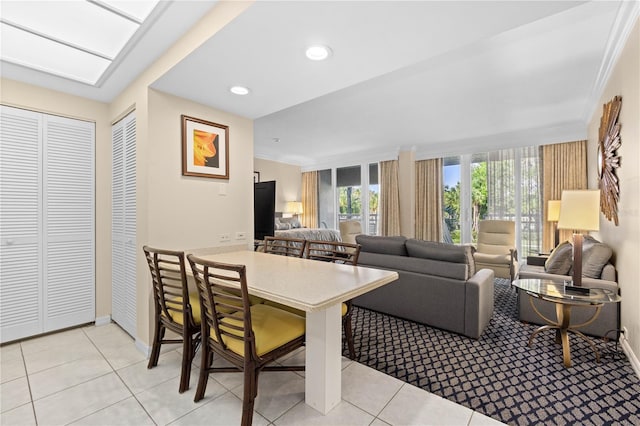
[0,0,160,86]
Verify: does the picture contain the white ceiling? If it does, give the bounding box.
[3,1,635,168]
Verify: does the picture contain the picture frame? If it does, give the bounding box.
[181,115,229,179]
[253,171,260,183]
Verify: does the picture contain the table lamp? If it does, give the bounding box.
[556,190,600,287]
[286,201,303,218]
[547,200,561,249]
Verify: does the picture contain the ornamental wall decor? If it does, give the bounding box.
[597,96,622,225]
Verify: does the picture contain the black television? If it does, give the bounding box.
[254,180,276,241]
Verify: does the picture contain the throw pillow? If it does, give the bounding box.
[544,240,573,274]
[582,241,613,279]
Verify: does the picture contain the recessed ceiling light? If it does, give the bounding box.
[305,45,331,61]
[230,86,250,95]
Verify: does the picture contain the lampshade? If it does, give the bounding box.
[286,201,303,215]
[547,200,561,222]
[557,190,600,231]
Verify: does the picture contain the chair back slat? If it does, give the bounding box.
[143,246,195,328]
[187,255,254,358]
[305,240,361,265]
[264,236,307,257]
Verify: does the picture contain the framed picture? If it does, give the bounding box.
[253,171,260,183]
[181,115,229,179]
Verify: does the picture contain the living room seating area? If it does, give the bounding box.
[352,235,495,339]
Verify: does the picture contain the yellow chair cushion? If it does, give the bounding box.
[212,304,305,357]
[264,300,349,317]
[165,293,202,325]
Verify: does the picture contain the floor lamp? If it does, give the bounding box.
[547,199,561,249]
[556,190,600,287]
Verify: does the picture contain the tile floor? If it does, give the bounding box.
[1,323,506,425]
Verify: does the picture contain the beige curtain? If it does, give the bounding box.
[541,140,588,251]
[301,171,318,228]
[415,158,443,241]
[380,160,401,236]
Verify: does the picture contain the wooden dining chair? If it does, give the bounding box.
[305,240,361,359]
[263,236,307,257]
[143,246,201,393]
[186,254,305,426]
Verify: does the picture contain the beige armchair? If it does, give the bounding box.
[473,220,518,281]
[339,220,362,244]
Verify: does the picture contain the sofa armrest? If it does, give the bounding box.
[464,268,495,339]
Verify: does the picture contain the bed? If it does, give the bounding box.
[274,227,342,242]
[273,216,342,242]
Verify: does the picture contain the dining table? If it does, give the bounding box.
[188,249,398,415]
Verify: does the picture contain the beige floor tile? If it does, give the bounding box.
[274,400,374,425]
[20,328,88,355]
[29,353,113,400]
[170,391,269,426]
[0,377,31,413]
[117,350,183,394]
[378,384,474,426]
[33,372,131,425]
[23,340,101,375]
[341,362,404,416]
[469,411,507,425]
[230,371,305,421]
[0,402,36,426]
[90,332,147,370]
[0,345,26,384]
[69,397,155,426]
[370,418,392,426]
[135,369,226,425]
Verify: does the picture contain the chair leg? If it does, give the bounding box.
[147,322,165,369]
[343,314,356,359]
[241,367,258,426]
[194,344,212,402]
[178,331,192,393]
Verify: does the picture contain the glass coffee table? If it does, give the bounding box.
[513,278,621,368]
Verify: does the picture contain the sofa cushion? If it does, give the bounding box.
[356,235,408,256]
[544,240,573,274]
[406,239,476,276]
[581,236,613,279]
[358,252,469,280]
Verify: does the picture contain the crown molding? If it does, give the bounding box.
[583,1,640,123]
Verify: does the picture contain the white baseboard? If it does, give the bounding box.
[135,338,151,358]
[94,315,111,326]
[621,335,640,379]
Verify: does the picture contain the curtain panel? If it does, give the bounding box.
[301,171,318,228]
[541,140,588,251]
[380,160,401,236]
[415,158,443,242]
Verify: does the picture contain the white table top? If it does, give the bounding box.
[188,250,398,312]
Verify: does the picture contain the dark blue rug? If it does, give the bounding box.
[349,278,640,425]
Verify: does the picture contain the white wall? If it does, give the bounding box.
[253,158,301,213]
[147,89,253,249]
[587,18,639,364]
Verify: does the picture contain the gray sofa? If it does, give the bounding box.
[352,235,495,339]
[517,239,619,338]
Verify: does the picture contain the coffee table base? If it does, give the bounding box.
[527,299,603,367]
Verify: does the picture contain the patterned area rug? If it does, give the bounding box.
[349,278,640,425]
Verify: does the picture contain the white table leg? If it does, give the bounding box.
[305,303,342,414]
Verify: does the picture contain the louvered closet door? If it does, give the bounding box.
[0,106,44,342]
[43,114,95,331]
[112,111,137,338]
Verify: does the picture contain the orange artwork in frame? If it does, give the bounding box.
[181,115,229,179]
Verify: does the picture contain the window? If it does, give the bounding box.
[337,165,362,223]
[368,163,379,235]
[315,163,378,235]
[443,147,541,256]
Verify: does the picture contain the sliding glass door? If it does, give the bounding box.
[443,147,542,256]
